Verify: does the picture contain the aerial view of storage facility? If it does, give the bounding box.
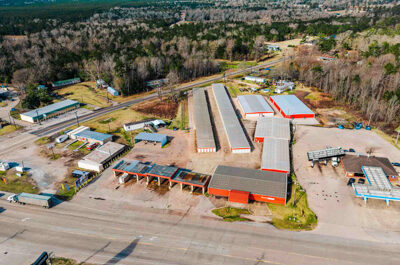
[208,165,287,204]
[261,138,290,173]
[212,83,251,153]
[193,88,216,152]
[270,95,315,119]
[20,99,80,123]
[237,95,274,118]
[254,117,290,142]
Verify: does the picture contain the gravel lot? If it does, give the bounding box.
[293,125,400,243]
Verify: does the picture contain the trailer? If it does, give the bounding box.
[307,147,345,168]
[8,193,53,208]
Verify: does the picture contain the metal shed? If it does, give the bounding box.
[208,165,288,204]
[254,116,290,142]
[73,130,113,145]
[237,95,274,118]
[20,99,80,123]
[261,138,290,173]
[134,132,168,147]
[78,142,126,172]
[193,88,216,152]
[270,95,315,119]
[212,83,250,153]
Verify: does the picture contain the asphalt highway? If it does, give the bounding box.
[0,195,399,265]
[30,58,285,137]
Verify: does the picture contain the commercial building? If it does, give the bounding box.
[51,78,81,89]
[270,95,315,119]
[212,83,251,153]
[67,126,112,145]
[245,76,266,83]
[342,155,398,182]
[193,88,216,152]
[275,80,295,94]
[237,95,274,119]
[261,138,290,173]
[20,99,80,123]
[353,166,400,205]
[254,117,290,142]
[134,132,168,147]
[78,142,126,172]
[208,165,288,204]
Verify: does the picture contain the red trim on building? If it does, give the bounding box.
[254,137,264,143]
[261,168,290,174]
[208,188,285,205]
[229,190,250,204]
[269,97,315,119]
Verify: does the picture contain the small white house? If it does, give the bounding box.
[275,80,295,94]
[245,76,266,83]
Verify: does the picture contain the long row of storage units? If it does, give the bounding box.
[212,83,251,153]
[193,88,216,152]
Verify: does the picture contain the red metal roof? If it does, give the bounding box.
[229,190,250,204]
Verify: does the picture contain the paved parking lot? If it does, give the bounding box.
[293,125,400,243]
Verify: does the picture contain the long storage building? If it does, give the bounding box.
[237,95,274,118]
[20,99,80,123]
[193,88,216,152]
[261,138,290,173]
[208,165,287,204]
[78,142,126,172]
[254,116,290,142]
[270,95,315,119]
[212,83,250,153]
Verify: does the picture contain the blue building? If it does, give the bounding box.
[134,132,168,147]
[107,86,119,96]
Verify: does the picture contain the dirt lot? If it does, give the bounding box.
[293,125,400,243]
[133,98,179,119]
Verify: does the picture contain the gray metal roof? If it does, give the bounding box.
[270,95,314,116]
[172,170,210,186]
[193,88,216,149]
[254,116,290,141]
[147,164,178,178]
[21,99,79,118]
[209,165,287,198]
[261,138,290,172]
[307,147,345,161]
[82,142,125,164]
[237,95,274,115]
[362,166,392,190]
[74,130,112,142]
[134,132,167,142]
[212,83,250,150]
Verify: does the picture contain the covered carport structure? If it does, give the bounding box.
[146,164,179,186]
[171,170,210,194]
[112,160,153,183]
[134,132,168,147]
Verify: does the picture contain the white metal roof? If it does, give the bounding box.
[21,99,79,118]
[261,138,290,172]
[212,83,250,150]
[237,95,274,115]
[193,88,216,149]
[254,116,290,141]
[362,166,392,190]
[270,95,314,116]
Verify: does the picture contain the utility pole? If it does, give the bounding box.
[292,180,297,207]
[396,130,400,146]
[75,112,80,126]
[368,113,373,127]
[8,113,16,128]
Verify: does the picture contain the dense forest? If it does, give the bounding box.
[0,1,400,99]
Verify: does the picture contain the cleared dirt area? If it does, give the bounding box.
[293,125,400,243]
[133,98,179,119]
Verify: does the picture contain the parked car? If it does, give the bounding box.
[56,134,69,143]
[343,149,349,153]
[392,162,400,167]
[347,178,356,186]
[358,178,365,184]
[86,142,99,150]
[349,148,356,153]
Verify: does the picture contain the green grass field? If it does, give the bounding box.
[268,174,317,231]
[168,100,188,130]
[0,124,22,136]
[0,171,39,194]
[212,207,250,222]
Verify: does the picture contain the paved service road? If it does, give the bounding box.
[0,196,399,265]
[30,58,285,137]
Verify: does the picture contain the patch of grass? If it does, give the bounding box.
[212,207,251,222]
[0,101,7,107]
[56,188,76,201]
[0,124,21,136]
[0,171,39,194]
[67,140,91,155]
[304,93,320,101]
[373,128,400,150]
[34,136,52,145]
[98,117,116,124]
[168,99,188,130]
[51,257,94,265]
[58,81,116,107]
[268,174,317,231]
